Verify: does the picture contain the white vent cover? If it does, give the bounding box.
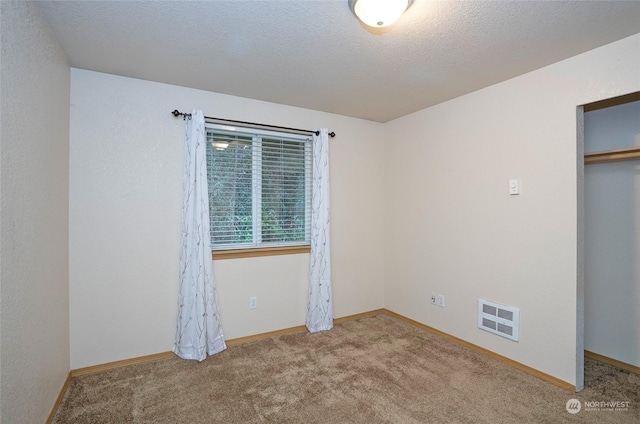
[478,299,519,341]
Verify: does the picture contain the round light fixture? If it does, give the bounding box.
[349,0,411,28]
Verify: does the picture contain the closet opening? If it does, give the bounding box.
[577,91,640,392]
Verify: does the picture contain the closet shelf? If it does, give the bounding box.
[584,146,640,164]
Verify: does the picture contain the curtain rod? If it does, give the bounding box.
[171,110,335,138]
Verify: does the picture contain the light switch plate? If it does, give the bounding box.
[509,179,520,195]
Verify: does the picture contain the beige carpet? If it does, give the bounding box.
[53,314,639,423]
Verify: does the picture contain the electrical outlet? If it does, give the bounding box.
[430,293,437,305]
[249,296,257,309]
[438,294,445,307]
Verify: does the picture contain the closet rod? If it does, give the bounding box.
[172,110,335,138]
[584,147,640,164]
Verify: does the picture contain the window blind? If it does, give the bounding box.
[206,125,312,250]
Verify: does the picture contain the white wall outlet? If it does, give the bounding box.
[430,293,437,305]
[249,296,257,309]
[437,294,445,307]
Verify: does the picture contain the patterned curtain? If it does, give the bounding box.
[173,109,226,361]
[306,128,333,333]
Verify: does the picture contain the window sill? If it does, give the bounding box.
[212,245,310,260]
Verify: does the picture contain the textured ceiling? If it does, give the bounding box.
[35,0,640,122]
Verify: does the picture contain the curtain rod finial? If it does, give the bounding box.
[172,109,192,120]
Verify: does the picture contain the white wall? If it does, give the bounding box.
[584,100,640,367]
[0,2,70,422]
[69,70,385,369]
[384,33,640,386]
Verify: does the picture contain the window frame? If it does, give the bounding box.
[205,123,312,259]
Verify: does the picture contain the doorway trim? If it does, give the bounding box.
[576,105,585,392]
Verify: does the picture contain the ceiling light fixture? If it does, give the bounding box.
[349,0,412,28]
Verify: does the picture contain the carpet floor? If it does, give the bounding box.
[53,313,639,423]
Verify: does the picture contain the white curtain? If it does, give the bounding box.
[306,128,333,333]
[173,109,226,361]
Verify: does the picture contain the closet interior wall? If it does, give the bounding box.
[583,95,640,369]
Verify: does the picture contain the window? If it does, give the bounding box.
[206,124,312,252]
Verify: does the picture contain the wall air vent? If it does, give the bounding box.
[478,299,519,341]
